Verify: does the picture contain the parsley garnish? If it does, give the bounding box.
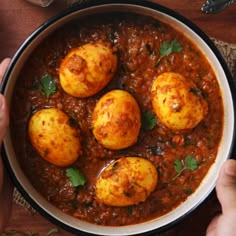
[36,74,56,98]
[142,111,157,130]
[155,40,182,66]
[66,167,86,187]
[171,155,199,182]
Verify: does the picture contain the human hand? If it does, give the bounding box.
[206,159,236,236]
[0,58,13,233]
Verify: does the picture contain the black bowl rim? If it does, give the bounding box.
[1,0,236,235]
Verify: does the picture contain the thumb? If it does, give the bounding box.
[216,159,236,214]
[0,94,9,143]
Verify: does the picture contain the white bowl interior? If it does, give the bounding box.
[3,3,235,236]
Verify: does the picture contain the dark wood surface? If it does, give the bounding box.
[1,0,236,235]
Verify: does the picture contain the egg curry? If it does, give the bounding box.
[11,13,223,226]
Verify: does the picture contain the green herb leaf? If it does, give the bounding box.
[174,159,182,173]
[171,155,199,183]
[185,155,199,171]
[155,40,182,66]
[142,111,157,130]
[159,40,182,56]
[36,74,56,98]
[66,167,86,187]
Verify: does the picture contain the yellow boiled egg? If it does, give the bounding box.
[59,42,117,98]
[28,108,81,167]
[96,157,158,206]
[151,72,208,130]
[92,90,141,150]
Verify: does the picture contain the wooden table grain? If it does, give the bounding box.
[1,0,236,235]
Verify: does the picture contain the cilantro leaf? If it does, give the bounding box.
[159,41,173,56]
[170,40,182,53]
[185,155,198,170]
[155,40,182,66]
[142,111,157,130]
[36,74,56,98]
[174,159,182,173]
[66,167,86,187]
[171,155,199,182]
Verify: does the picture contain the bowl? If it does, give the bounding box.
[1,0,235,235]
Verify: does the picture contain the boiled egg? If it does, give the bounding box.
[28,108,81,167]
[92,90,141,150]
[151,72,208,130]
[59,42,117,98]
[96,157,158,206]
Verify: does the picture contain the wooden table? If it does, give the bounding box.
[1,0,236,235]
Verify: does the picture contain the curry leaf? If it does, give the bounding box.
[155,40,182,66]
[66,167,86,187]
[36,74,56,98]
[142,111,157,130]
